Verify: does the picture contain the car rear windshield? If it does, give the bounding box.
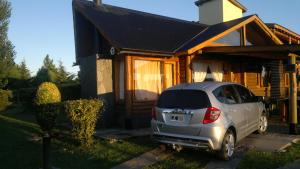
[157,90,211,109]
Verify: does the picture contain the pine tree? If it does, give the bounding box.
[43,54,58,73]
[34,55,58,85]
[19,59,30,80]
[0,0,16,88]
[57,60,76,84]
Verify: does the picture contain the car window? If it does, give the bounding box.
[213,87,226,103]
[235,85,253,103]
[157,90,211,109]
[213,85,240,104]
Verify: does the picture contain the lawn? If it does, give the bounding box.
[237,142,300,169]
[144,149,213,169]
[0,111,156,169]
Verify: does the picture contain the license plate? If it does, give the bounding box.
[170,114,184,122]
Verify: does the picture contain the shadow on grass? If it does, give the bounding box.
[237,143,300,169]
[0,114,157,169]
[144,148,214,169]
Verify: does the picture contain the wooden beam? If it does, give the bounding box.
[186,55,192,83]
[202,45,300,54]
[289,53,298,134]
[253,18,283,45]
[176,15,284,57]
[241,26,247,46]
[186,16,257,55]
[125,55,133,117]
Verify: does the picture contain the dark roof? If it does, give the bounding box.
[73,0,207,54]
[175,15,254,52]
[266,23,300,40]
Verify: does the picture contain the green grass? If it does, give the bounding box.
[144,149,212,169]
[0,112,156,169]
[237,142,300,169]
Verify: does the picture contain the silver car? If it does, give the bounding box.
[151,82,268,160]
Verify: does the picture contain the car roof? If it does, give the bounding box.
[165,82,237,92]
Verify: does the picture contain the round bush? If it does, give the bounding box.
[35,82,61,132]
[35,82,61,105]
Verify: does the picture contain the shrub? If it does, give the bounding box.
[35,82,61,105]
[64,99,103,146]
[35,82,61,132]
[0,89,13,111]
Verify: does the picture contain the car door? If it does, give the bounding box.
[213,85,246,140]
[234,85,260,134]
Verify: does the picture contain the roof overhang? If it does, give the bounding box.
[175,15,283,57]
[199,45,300,60]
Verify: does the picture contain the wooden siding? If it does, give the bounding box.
[179,56,186,83]
[122,55,179,128]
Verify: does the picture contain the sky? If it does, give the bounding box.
[8,0,300,74]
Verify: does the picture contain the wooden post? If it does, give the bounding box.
[125,55,132,117]
[289,54,298,134]
[241,25,247,46]
[186,55,192,83]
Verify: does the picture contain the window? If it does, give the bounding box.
[213,87,227,103]
[134,60,162,101]
[235,85,253,103]
[213,85,240,104]
[157,90,211,109]
[214,30,241,46]
[192,62,224,82]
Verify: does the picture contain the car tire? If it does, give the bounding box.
[257,113,268,134]
[217,130,235,161]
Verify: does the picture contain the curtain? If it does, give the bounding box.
[192,62,208,82]
[210,62,224,82]
[134,60,162,101]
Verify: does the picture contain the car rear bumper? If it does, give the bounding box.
[151,120,226,150]
[152,132,214,149]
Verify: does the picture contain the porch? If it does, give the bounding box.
[186,45,300,133]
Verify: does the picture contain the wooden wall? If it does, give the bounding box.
[122,55,180,128]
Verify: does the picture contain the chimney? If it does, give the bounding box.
[195,0,247,25]
[93,0,101,6]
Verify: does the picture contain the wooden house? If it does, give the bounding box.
[72,0,300,128]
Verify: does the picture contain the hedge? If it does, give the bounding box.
[13,83,81,105]
[64,99,104,146]
[0,89,13,111]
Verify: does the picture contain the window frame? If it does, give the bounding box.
[131,57,178,102]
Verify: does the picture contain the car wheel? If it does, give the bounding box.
[257,113,268,134]
[218,130,235,161]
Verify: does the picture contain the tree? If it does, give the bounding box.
[34,68,56,85]
[43,54,57,74]
[0,0,17,88]
[19,59,30,80]
[34,55,58,85]
[57,60,69,84]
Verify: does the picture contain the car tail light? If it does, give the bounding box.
[152,107,157,120]
[203,107,221,124]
